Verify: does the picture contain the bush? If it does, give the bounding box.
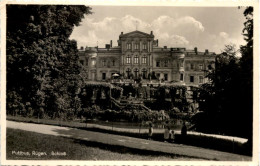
[82,106,170,123]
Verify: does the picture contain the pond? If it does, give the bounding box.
[86,119,191,130]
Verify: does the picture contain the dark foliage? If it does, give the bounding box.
[7,5,92,119]
[191,7,253,142]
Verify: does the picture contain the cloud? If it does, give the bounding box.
[70,15,204,49]
[209,32,245,53]
[70,15,245,54]
[219,32,229,39]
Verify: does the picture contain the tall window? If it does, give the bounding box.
[164,60,168,67]
[190,63,194,70]
[156,61,160,67]
[127,43,131,50]
[126,55,131,64]
[164,74,168,81]
[142,68,147,79]
[134,55,139,64]
[143,43,147,50]
[85,58,88,66]
[92,60,96,67]
[180,60,184,67]
[199,76,204,83]
[199,64,203,70]
[134,68,139,78]
[190,76,194,83]
[102,73,106,80]
[180,73,184,81]
[102,60,106,67]
[126,68,131,79]
[112,60,115,66]
[142,55,147,64]
[134,43,139,50]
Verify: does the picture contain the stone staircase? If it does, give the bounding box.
[110,97,151,111]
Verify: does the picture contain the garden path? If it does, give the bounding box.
[6,120,251,161]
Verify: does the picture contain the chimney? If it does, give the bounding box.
[110,40,113,47]
[80,46,84,50]
[194,47,198,54]
[150,31,153,35]
[205,49,209,54]
[157,39,159,46]
[121,32,123,35]
[164,46,167,49]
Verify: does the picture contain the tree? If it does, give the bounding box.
[195,44,241,134]
[239,6,253,145]
[192,7,253,145]
[7,5,92,119]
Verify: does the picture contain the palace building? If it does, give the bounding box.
[79,30,216,86]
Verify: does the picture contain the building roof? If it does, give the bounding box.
[119,30,154,38]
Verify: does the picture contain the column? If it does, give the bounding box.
[148,41,150,53]
[131,40,134,52]
[140,40,142,52]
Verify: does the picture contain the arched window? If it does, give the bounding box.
[134,55,139,64]
[126,55,131,64]
[134,68,139,78]
[142,68,147,79]
[126,68,131,79]
[142,55,147,64]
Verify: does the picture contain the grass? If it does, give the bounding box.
[6,116,251,156]
[6,128,202,160]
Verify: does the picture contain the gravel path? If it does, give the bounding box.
[6,121,251,161]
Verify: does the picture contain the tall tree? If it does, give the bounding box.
[7,5,92,119]
[192,7,253,145]
[239,6,253,145]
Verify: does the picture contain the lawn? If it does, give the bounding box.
[6,128,201,160]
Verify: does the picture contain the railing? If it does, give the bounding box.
[110,97,151,111]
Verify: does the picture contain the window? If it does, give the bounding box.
[127,43,131,50]
[142,68,147,79]
[126,56,131,64]
[134,43,139,50]
[156,61,160,67]
[102,60,106,67]
[126,68,131,79]
[142,55,147,64]
[164,60,168,67]
[180,73,184,81]
[143,43,147,50]
[134,55,139,64]
[134,68,139,78]
[180,60,184,67]
[190,63,194,70]
[164,74,168,81]
[199,76,204,83]
[199,64,203,70]
[92,60,96,66]
[80,60,84,65]
[85,59,88,66]
[190,76,194,83]
[112,60,115,66]
[102,73,106,80]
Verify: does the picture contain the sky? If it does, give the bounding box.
[70,6,247,54]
